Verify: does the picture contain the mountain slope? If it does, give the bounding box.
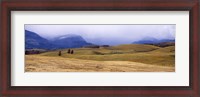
[25,30,55,49]
[51,34,92,48]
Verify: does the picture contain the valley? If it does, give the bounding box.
[25,29,175,72]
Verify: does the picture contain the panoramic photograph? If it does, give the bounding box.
[25,24,175,72]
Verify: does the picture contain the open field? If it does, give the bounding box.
[25,55,174,72]
[25,44,175,72]
[40,44,175,67]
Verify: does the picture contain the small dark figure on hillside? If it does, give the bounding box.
[36,51,40,54]
[67,49,71,54]
[58,51,62,56]
[71,50,74,54]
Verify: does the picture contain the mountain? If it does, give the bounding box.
[152,42,175,47]
[132,37,175,44]
[51,34,92,48]
[25,30,55,49]
[25,30,92,49]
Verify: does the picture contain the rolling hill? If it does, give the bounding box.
[26,44,175,72]
[40,44,175,67]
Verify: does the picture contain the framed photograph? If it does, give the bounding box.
[1,0,199,96]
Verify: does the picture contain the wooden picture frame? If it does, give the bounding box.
[0,0,199,96]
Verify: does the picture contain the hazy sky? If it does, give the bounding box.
[25,25,175,45]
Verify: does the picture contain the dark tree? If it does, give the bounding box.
[71,50,74,54]
[67,49,71,54]
[36,51,40,54]
[58,51,62,56]
[25,51,29,55]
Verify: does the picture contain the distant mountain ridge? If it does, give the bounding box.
[26,30,175,50]
[152,42,175,47]
[132,37,175,44]
[25,30,92,49]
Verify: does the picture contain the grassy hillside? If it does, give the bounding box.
[151,46,175,53]
[39,44,175,67]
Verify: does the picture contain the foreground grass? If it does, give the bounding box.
[25,55,175,72]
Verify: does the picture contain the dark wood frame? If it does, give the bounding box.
[0,0,199,96]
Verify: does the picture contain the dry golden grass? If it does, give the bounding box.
[40,45,175,67]
[25,55,174,72]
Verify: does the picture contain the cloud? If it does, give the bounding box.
[25,24,175,45]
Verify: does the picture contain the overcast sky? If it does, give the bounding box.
[25,25,175,45]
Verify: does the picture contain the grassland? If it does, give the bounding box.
[25,44,175,72]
